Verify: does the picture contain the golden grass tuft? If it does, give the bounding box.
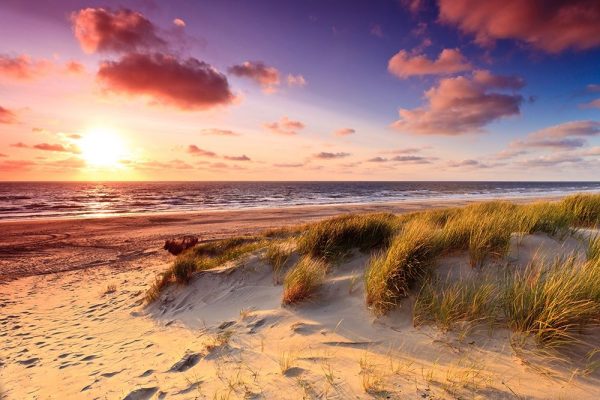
[297,213,400,261]
[145,236,264,303]
[414,276,497,330]
[365,219,440,315]
[282,256,327,304]
[263,241,293,283]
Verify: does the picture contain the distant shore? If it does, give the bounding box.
[0,194,572,282]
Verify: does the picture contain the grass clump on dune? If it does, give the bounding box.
[365,220,440,315]
[282,256,327,304]
[561,193,600,227]
[297,213,400,261]
[415,254,600,347]
[145,236,264,302]
[502,256,600,346]
[414,277,498,330]
[263,241,294,284]
[587,235,600,261]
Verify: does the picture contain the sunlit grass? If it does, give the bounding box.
[296,213,400,261]
[364,219,440,315]
[282,256,327,304]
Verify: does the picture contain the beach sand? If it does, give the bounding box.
[2,196,599,399]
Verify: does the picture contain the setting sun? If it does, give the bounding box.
[80,128,127,168]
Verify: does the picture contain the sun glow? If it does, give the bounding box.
[80,128,128,168]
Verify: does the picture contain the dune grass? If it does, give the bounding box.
[263,241,294,284]
[282,256,327,304]
[365,219,441,315]
[414,254,600,347]
[296,213,400,262]
[366,194,600,318]
[502,256,600,346]
[414,276,497,330]
[145,236,265,302]
[587,235,600,261]
[146,192,600,345]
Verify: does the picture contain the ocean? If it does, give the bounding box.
[0,181,599,220]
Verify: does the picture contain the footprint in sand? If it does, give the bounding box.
[138,369,154,377]
[168,352,202,372]
[122,387,158,400]
[17,357,39,366]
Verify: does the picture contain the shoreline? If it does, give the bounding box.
[0,191,582,224]
[0,193,575,283]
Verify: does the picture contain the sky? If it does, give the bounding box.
[0,0,599,181]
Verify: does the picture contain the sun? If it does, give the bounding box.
[80,127,128,168]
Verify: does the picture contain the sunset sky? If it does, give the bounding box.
[0,0,599,181]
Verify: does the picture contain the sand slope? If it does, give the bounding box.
[2,230,600,399]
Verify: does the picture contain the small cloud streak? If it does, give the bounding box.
[448,159,497,169]
[0,106,17,124]
[273,163,304,168]
[287,74,307,87]
[201,128,241,136]
[518,154,584,168]
[71,7,167,53]
[173,18,186,27]
[368,155,433,164]
[510,120,600,150]
[224,155,250,161]
[334,128,355,137]
[228,61,280,92]
[392,70,524,135]
[0,54,53,80]
[33,143,80,154]
[187,145,217,157]
[313,152,350,159]
[388,48,471,78]
[98,53,234,110]
[264,116,305,135]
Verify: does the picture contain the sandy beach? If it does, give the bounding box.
[2,195,600,399]
[0,196,568,283]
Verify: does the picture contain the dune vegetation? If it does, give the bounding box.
[148,193,600,348]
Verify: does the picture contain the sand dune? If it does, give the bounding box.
[2,226,599,399]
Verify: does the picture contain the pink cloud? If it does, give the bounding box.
[201,128,241,136]
[71,8,166,54]
[98,53,234,110]
[388,48,471,78]
[0,106,17,124]
[334,128,355,137]
[528,120,600,139]
[509,120,600,151]
[173,18,186,27]
[313,152,350,159]
[187,145,217,157]
[438,0,600,53]
[228,61,280,92]
[134,159,194,170]
[582,99,600,109]
[65,60,85,74]
[33,143,80,154]
[224,155,250,161]
[0,54,52,80]
[0,160,36,172]
[401,0,424,14]
[264,116,305,135]
[392,70,523,135]
[273,163,304,168]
